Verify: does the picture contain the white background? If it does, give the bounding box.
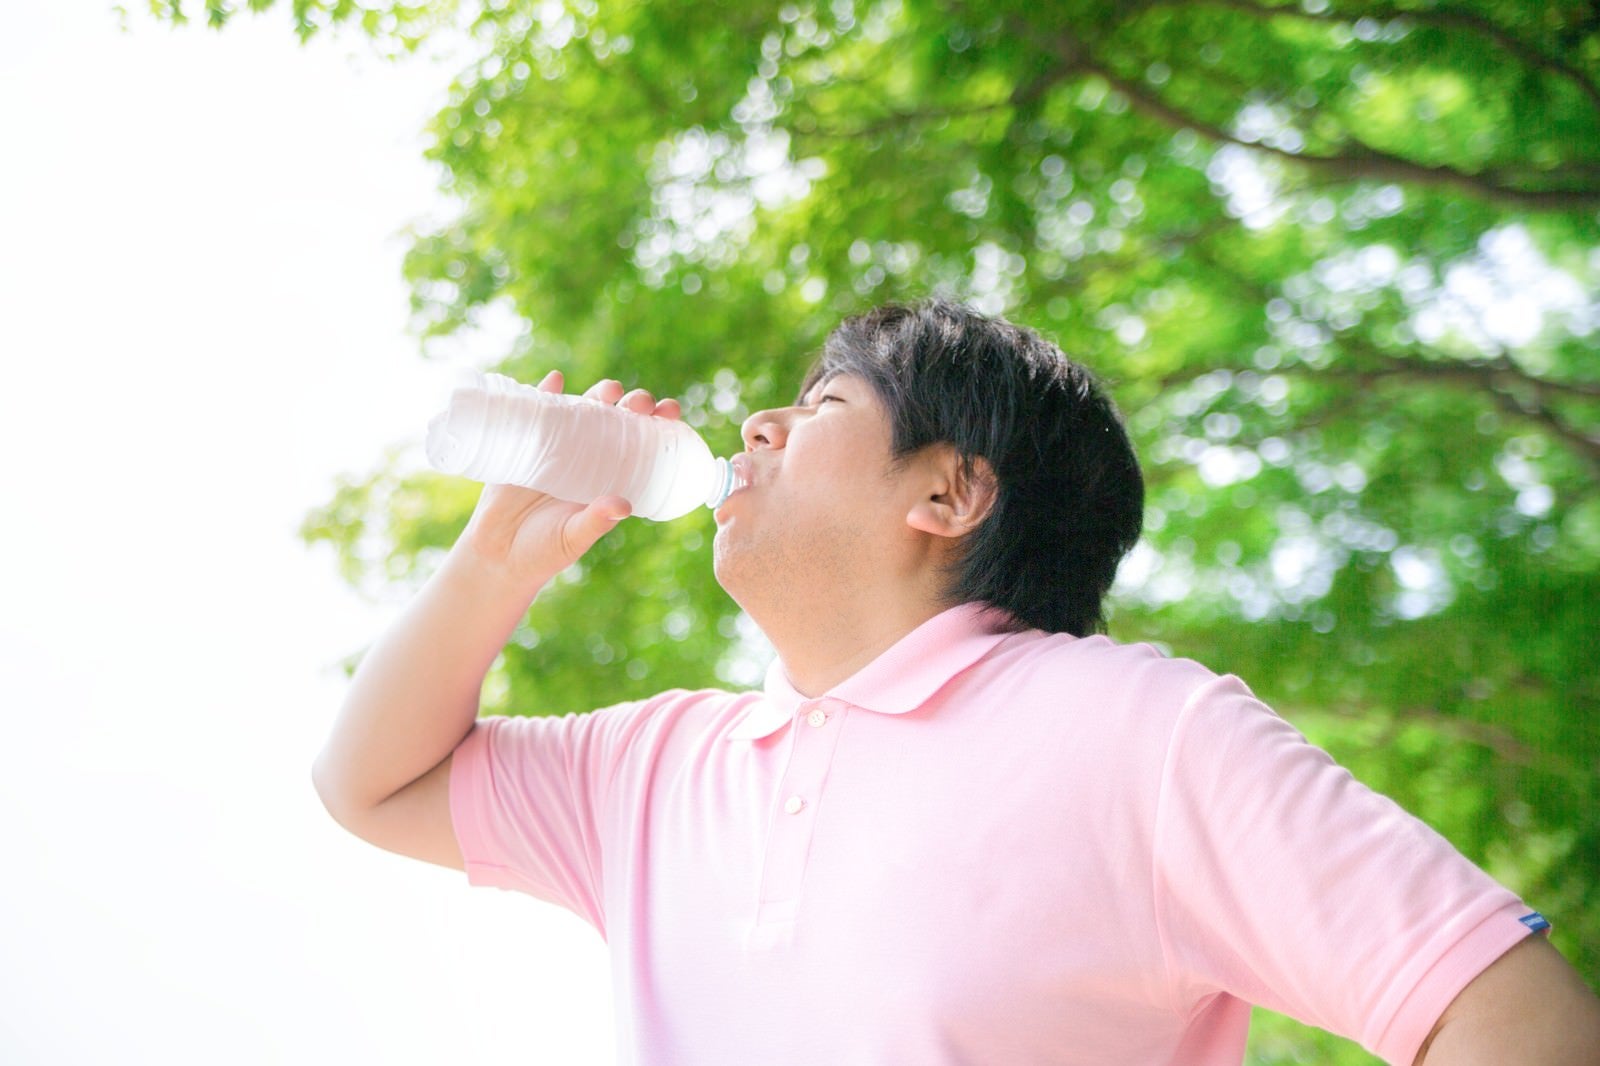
[0,5,616,1062]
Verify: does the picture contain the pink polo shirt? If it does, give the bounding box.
[449,603,1539,1065]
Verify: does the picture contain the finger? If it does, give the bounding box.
[561,495,632,557]
[537,369,564,393]
[619,388,656,414]
[583,379,624,404]
[653,397,682,421]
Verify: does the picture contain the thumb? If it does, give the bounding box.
[562,495,632,557]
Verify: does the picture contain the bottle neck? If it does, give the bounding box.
[704,456,747,509]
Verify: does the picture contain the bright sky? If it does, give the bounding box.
[0,6,614,1062]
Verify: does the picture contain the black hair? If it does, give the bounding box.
[802,299,1143,636]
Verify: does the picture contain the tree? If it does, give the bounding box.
[161,1,1600,1061]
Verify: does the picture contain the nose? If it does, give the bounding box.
[740,407,791,451]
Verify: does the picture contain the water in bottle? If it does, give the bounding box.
[424,371,745,521]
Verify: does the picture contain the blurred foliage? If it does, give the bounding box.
[175,0,1600,1060]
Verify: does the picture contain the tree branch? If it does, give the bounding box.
[1478,374,1600,472]
[790,100,1017,140]
[1165,353,1600,478]
[1004,18,1600,210]
[1388,353,1600,400]
[1318,338,1600,473]
[1394,702,1546,770]
[1153,244,1600,477]
[1143,0,1600,116]
[1097,54,1596,209]
[1179,242,1600,401]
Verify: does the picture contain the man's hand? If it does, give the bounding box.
[459,371,682,589]
[1414,935,1600,1066]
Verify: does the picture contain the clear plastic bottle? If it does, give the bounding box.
[424,371,744,521]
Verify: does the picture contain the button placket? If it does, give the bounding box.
[754,700,846,926]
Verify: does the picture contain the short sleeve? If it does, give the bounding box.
[1152,674,1540,1065]
[449,701,647,933]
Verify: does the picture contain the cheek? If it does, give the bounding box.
[802,428,879,471]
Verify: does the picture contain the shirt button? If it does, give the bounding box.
[806,708,828,728]
[784,795,806,815]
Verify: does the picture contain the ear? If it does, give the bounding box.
[905,448,997,539]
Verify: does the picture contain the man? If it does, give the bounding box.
[314,300,1600,1064]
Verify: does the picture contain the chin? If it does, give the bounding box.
[711,529,764,610]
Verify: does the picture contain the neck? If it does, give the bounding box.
[748,584,953,698]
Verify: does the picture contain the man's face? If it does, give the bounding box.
[712,371,927,614]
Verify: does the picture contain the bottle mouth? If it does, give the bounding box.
[706,455,751,509]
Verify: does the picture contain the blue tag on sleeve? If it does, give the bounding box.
[1518,912,1551,933]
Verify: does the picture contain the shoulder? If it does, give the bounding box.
[933,628,1248,786]
[480,686,752,744]
[456,687,758,810]
[973,628,1228,723]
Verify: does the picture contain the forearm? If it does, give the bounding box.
[312,541,550,815]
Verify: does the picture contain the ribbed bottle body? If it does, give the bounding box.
[425,372,734,521]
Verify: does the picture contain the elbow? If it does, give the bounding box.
[311,748,401,841]
[310,750,360,827]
